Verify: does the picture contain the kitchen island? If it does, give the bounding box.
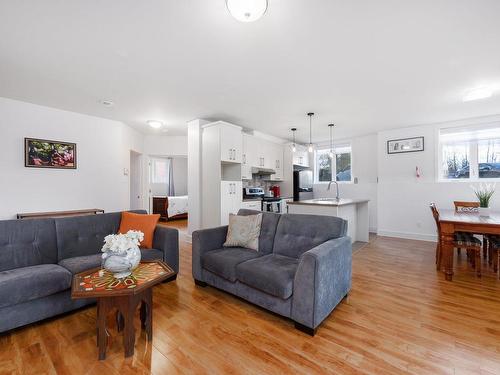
[287,198,369,243]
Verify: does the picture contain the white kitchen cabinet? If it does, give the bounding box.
[244,135,284,179]
[220,123,243,163]
[240,200,262,211]
[269,145,284,181]
[293,145,310,168]
[220,181,242,226]
[241,134,252,180]
[201,121,243,228]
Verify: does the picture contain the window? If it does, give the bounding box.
[151,158,169,183]
[438,124,500,180]
[315,145,352,183]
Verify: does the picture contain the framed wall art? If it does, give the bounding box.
[387,136,424,154]
[25,138,77,169]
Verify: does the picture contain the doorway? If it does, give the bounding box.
[130,150,143,210]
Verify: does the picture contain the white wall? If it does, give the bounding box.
[313,133,378,232]
[377,115,500,241]
[0,97,144,219]
[172,157,188,195]
[144,135,187,157]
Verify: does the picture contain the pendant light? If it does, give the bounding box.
[226,0,268,23]
[307,112,315,153]
[291,128,297,152]
[328,123,335,158]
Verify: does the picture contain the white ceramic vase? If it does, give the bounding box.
[102,246,141,279]
[478,207,490,217]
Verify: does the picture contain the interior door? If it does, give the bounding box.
[129,151,143,210]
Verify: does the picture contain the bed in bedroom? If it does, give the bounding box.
[152,195,188,221]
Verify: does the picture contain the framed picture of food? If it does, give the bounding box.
[24,138,77,169]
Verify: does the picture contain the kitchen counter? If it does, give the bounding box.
[287,198,369,207]
[287,198,370,243]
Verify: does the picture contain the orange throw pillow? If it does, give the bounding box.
[118,212,160,249]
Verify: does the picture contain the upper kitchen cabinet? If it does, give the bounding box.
[269,145,284,181]
[216,122,243,163]
[293,145,310,168]
[242,134,252,180]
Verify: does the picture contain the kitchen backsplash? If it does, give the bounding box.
[243,176,279,192]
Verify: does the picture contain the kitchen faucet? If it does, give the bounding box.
[327,180,340,200]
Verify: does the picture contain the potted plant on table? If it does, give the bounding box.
[471,183,496,217]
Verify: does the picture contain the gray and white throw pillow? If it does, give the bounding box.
[223,213,263,251]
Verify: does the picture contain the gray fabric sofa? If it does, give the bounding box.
[0,210,179,333]
[192,209,352,335]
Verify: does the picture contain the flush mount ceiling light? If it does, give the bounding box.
[99,99,114,107]
[291,128,297,153]
[463,86,494,102]
[147,120,164,129]
[226,0,268,22]
[307,112,315,153]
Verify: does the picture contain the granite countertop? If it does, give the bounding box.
[287,198,369,207]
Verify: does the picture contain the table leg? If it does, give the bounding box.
[483,237,488,260]
[116,311,124,332]
[97,299,108,360]
[140,289,153,341]
[440,224,455,281]
[123,298,137,358]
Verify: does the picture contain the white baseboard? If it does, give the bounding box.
[377,230,437,243]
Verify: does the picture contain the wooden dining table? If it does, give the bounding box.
[438,209,500,281]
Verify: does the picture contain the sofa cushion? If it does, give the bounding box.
[238,209,281,254]
[202,247,263,282]
[273,214,347,259]
[0,218,57,272]
[55,212,122,261]
[236,254,299,299]
[59,249,164,274]
[224,213,262,251]
[0,264,72,308]
[118,212,160,249]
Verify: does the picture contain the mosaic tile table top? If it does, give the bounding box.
[71,260,175,298]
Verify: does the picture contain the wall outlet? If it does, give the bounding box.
[123,168,129,176]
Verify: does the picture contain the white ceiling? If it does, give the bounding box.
[1,0,499,142]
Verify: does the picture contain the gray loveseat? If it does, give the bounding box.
[0,210,179,333]
[192,209,352,335]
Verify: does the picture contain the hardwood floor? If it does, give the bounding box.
[2,223,500,375]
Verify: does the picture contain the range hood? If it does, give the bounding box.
[251,167,276,176]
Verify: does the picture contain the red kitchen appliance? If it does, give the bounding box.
[270,185,280,198]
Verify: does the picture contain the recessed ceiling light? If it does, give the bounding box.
[226,0,268,22]
[99,99,114,107]
[147,120,164,129]
[463,86,494,102]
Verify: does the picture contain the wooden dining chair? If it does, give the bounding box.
[454,201,480,212]
[430,203,482,277]
[454,200,492,263]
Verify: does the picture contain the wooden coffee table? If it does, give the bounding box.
[71,260,175,360]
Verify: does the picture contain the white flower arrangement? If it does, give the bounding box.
[470,183,496,208]
[101,230,144,254]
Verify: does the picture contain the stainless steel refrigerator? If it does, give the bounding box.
[293,170,313,201]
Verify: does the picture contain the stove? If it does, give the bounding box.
[243,187,283,213]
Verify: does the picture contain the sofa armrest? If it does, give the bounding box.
[292,236,352,329]
[192,226,228,281]
[153,225,179,273]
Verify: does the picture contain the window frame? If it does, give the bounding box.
[436,126,500,183]
[150,158,169,184]
[314,144,353,184]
